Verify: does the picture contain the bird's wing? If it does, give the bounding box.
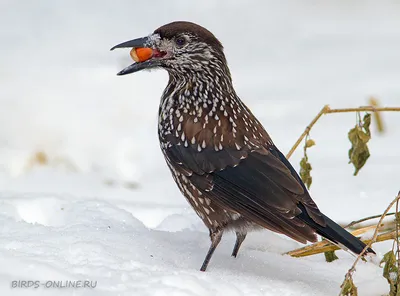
[163,104,325,242]
[165,144,326,242]
[212,148,326,241]
[169,145,324,242]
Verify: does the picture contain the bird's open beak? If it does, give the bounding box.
[110,34,163,75]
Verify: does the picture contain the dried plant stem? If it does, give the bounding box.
[339,191,400,296]
[327,107,400,114]
[286,224,381,257]
[347,225,378,237]
[286,105,400,159]
[287,230,395,258]
[345,212,396,228]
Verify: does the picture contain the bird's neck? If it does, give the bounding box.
[157,66,270,151]
[159,66,234,119]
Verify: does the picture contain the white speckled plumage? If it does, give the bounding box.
[112,21,375,272]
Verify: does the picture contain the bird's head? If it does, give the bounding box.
[111,21,229,78]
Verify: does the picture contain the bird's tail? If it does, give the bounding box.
[317,214,375,255]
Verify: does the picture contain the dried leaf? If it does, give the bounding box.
[324,250,339,262]
[363,113,371,136]
[381,251,397,279]
[305,139,316,148]
[380,250,399,296]
[321,238,338,262]
[300,156,312,189]
[348,114,371,175]
[340,276,358,296]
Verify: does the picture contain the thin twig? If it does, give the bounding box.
[339,191,400,296]
[285,105,400,159]
[344,212,396,228]
[286,105,330,159]
[327,107,400,114]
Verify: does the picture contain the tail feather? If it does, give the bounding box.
[272,148,375,255]
[317,214,375,255]
[297,203,375,255]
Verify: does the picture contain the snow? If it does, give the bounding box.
[0,1,399,295]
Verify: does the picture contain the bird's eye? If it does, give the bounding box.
[175,37,186,47]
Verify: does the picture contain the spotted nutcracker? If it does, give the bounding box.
[111,21,375,271]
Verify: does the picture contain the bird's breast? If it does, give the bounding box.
[157,81,274,174]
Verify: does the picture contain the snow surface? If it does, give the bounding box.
[1,1,400,295]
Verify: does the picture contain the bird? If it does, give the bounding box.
[111,21,375,271]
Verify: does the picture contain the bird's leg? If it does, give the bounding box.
[200,228,223,271]
[231,231,247,258]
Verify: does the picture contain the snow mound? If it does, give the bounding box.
[0,190,389,295]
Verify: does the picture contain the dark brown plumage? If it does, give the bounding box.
[111,21,375,271]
